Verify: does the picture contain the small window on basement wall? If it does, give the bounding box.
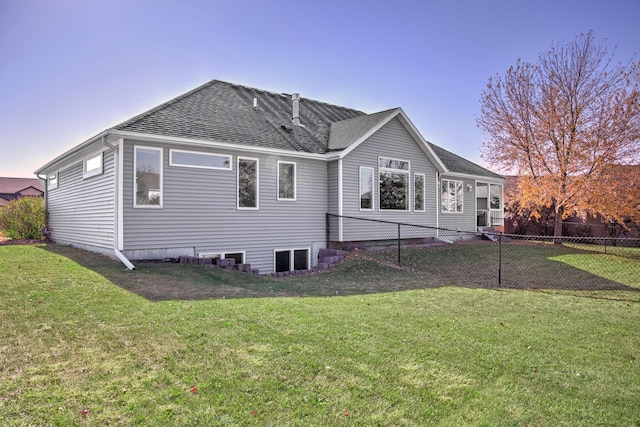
[274,248,309,273]
[84,152,103,179]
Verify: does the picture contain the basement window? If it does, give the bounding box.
[274,248,309,273]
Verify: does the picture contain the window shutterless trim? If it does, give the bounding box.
[237,156,259,210]
[47,174,58,190]
[359,166,374,211]
[169,149,232,170]
[83,152,103,179]
[273,247,310,272]
[440,178,463,213]
[134,145,163,208]
[414,173,425,212]
[277,160,296,201]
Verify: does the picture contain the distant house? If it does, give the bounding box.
[35,80,504,272]
[0,177,44,207]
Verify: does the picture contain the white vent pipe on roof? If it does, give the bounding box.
[292,93,301,126]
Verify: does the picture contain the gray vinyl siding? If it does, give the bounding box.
[47,149,115,249]
[437,174,477,232]
[121,140,327,274]
[336,117,440,241]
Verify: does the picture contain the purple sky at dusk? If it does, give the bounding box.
[1,0,638,178]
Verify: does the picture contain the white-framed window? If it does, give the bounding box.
[238,157,258,209]
[379,156,410,211]
[48,174,58,190]
[441,179,463,213]
[414,173,425,212]
[490,184,502,210]
[277,161,296,201]
[199,251,245,264]
[169,149,232,170]
[359,166,374,211]
[83,152,103,179]
[134,146,163,208]
[274,248,310,273]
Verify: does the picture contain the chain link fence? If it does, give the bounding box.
[327,214,640,301]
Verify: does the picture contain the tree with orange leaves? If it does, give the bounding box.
[478,31,640,239]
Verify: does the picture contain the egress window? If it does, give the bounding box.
[274,248,309,273]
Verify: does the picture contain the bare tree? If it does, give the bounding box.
[478,31,640,239]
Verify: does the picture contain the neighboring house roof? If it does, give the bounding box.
[36,79,502,180]
[0,177,44,195]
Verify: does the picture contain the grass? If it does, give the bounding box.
[1,244,639,426]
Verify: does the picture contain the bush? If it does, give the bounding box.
[0,197,45,240]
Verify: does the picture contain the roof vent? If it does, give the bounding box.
[291,93,301,126]
[253,97,258,109]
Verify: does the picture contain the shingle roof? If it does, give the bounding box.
[110,79,502,179]
[428,143,503,179]
[0,177,44,194]
[328,108,399,151]
[113,80,365,154]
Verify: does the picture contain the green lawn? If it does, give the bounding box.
[1,244,639,426]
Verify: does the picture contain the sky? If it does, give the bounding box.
[1,0,639,178]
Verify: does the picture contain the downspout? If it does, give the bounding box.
[35,173,49,234]
[338,158,343,242]
[435,172,440,239]
[104,137,135,270]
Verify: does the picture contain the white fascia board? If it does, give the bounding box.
[110,130,327,160]
[35,130,110,176]
[335,109,400,159]
[394,109,448,173]
[441,171,505,182]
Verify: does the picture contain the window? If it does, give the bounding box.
[135,146,162,207]
[84,152,103,179]
[238,157,258,209]
[199,251,245,264]
[48,174,58,190]
[277,161,296,200]
[490,184,502,209]
[275,248,309,273]
[379,157,410,211]
[414,173,425,211]
[441,179,463,213]
[359,167,374,210]
[169,149,231,170]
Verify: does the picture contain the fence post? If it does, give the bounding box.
[326,213,330,249]
[398,223,401,266]
[498,233,502,287]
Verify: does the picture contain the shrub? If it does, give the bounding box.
[0,197,45,240]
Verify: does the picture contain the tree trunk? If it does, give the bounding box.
[553,205,564,244]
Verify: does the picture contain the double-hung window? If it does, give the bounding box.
[48,174,58,190]
[277,161,296,201]
[378,157,410,211]
[441,179,463,213]
[238,157,258,209]
[134,146,163,207]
